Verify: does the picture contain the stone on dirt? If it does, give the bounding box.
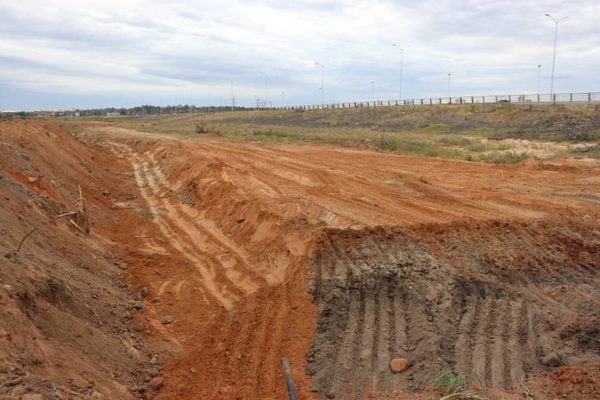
[389,358,409,373]
[160,315,175,325]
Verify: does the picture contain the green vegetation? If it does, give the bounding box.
[85,102,599,163]
[435,368,487,400]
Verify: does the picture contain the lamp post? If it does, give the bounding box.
[537,64,542,94]
[392,44,404,100]
[261,72,268,108]
[545,13,568,96]
[315,62,325,108]
[371,81,375,103]
[447,73,451,99]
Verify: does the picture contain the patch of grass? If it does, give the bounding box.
[437,136,475,146]
[474,151,529,164]
[436,368,467,394]
[435,368,487,400]
[421,123,455,133]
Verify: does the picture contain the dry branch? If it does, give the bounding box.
[56,211,77,218]
[16,228,37,253]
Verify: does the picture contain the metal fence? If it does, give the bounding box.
[274,91,600,111]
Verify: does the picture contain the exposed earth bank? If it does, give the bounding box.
[1,120,599,400]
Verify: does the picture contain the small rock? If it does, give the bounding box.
[325,391,336,399]
[151,297,161,304]
[542,352,562,368]
[389,358,409,373]
[139,287,148,299]
[148,377,164,391]
[148,368,159,378]
[160,315,175,325]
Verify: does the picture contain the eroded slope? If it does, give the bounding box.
[89,125,599,400]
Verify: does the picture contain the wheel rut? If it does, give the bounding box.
[307,230,600,399]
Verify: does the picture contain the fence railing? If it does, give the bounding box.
[272,91,600,111]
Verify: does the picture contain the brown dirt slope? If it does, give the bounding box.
[0,121,154,399]
[89,125,599,400]
[2,121,599,400]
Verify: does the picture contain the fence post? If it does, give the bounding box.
[589,93,592,102]
[570,93,573,102]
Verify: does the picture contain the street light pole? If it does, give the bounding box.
[371,81,375,102]
[315,62,325,107]
[392,44,404,100]
[537,64,542,94]
[262,72,268,109]
[447,73,451,98]
[545,13,568,96]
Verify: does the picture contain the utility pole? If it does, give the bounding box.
[315,62,324,107]
[392,44,404,100]
[537,64,542,94]
[447,73,452,98]
[265,75,268,108]
[545,13,568,96]
[371,81,375,102]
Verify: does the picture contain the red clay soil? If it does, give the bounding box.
[0,121,154,399]
[1,121,599,400]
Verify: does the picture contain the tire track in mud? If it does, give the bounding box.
[110,143,264,310]
[140,158,263,294]
[307,241,552,399]
[108,142,313,400]
[144,152,278,288]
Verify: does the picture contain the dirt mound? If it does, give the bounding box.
[0,121,153,398]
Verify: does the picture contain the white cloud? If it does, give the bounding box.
[0,0,598,109]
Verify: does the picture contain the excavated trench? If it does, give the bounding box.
[305,226,600,399]
[3,121,600,400]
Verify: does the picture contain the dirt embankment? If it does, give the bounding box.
[0,121,159,399]
[2,121,599,400]
[91,126,598,400]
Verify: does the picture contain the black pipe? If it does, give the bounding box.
[281,357,299,400]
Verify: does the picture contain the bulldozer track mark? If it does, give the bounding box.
[508,300,525,385]
[454,295,479,377]
[326,288,362,399]
[113,144,254,310]
[374,286,390,391]
[143,154,276,289]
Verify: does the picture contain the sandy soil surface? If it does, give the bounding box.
[1,121,598,400]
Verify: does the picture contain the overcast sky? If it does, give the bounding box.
[1,0,599,110]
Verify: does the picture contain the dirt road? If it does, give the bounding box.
[1,121,599,399]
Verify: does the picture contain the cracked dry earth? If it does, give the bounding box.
[1,120,599,400]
